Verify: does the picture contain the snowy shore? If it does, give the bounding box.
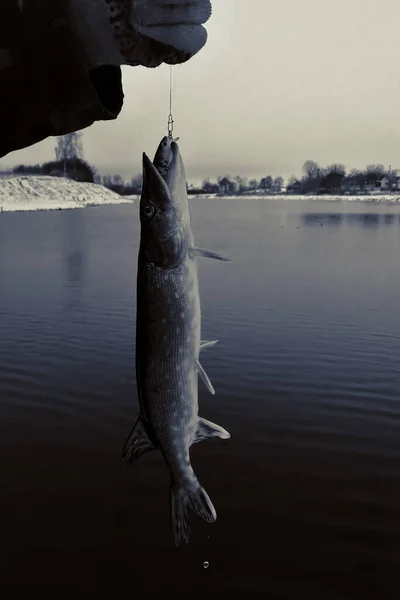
[0,175,139,212]
[1,176,400,213]
[202,193,400,203]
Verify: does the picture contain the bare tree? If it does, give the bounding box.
[131,173,143,193]
[365,163,385,175]
[365,164,386,185]
[55,132,84,176]
[326,163,346,177]
[89,164,100,184]
[302,160,321,180]
[233,175,247,192]
[345,168,365,192]
[248,178,258,191]
[302,160,323,193]
[273,176,284,192]
[102,175,112,188]
[112,174,124,186]
[260,176,273,191]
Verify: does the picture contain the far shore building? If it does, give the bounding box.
[286,180,302,194]
[380,170,400,192]
[218,177,240,195]
[201,181,220,194]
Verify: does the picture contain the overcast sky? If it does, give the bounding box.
[2,0,400,183]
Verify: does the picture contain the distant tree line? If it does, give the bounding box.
[101,173,143,195]
[197,162,397,195]
[12,158,96,183]
[197,175,284,195]
[3,132,397,197]
[8,132,142,195]
[10,133,98,184]
[286,161,397,195]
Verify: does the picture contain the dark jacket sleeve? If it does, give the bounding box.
[0,0,124,159]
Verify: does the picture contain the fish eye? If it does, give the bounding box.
[143,204,155,217]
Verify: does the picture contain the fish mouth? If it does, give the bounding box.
[165,140,184,186]
[142,139,180,201]
[164,139,179,173]
[141,138,186,217]
[142,144,179,184]
[168,140,179,170]
[140,140,188,268]
[141,149,182,238]
[142,151,171,210]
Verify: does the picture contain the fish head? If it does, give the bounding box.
[153,136,180,180]
[140,141,190,268]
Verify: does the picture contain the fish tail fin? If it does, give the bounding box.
[170,479,216,545]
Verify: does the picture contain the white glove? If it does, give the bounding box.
[67,0,212,68]
[132,0,212,55]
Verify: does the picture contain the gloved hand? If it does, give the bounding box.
[132,0,212,62]
[67,0,212,68]
[0,0,212,159]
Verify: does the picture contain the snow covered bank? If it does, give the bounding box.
[2,177,399,213]
[208,194,400,203]
[0,175,139,212]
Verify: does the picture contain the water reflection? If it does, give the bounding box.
[358,213,380,228]
[62,210,86,291]
[384,214,396,225]
[302,213,343,226]
[1,200,400,596]
[66,251,84,287]
[302,213,400,228]
[61,210,87,315]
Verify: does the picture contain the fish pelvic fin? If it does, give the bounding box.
[121,416,156,465]
[195,359,215,395]
[189,247,231,262]
[193,417,231,445]
[170,479,216,546]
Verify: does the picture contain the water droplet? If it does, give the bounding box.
[203,561,209,569]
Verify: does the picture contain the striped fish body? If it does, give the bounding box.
[136,247,201,483]
[122,139,230,545]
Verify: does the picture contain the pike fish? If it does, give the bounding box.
[122,136,230,545]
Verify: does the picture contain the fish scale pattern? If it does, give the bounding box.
[136,253,200,478]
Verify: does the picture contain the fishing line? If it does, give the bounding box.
[167,65,174,138]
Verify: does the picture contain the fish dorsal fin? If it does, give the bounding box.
[121,416,156,465]
[200,340,218,352]
[189,247,231,262]
[195,359,215,395]
[192,417,231,445]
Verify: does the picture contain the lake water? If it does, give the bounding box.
[0,198,399,597]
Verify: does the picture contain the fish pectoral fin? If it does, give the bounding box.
[193,417,231,445]
[189,247,231,262]
[200,340,219,352]
[195,359,215,395]
[121,416,156,465]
